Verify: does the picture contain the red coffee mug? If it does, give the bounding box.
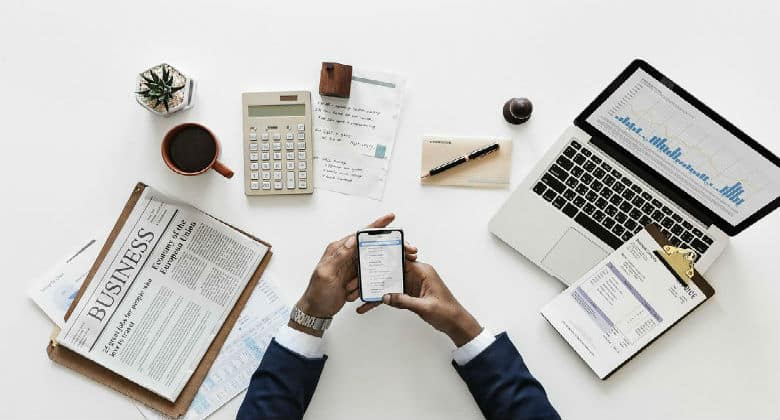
[161,123,234,178]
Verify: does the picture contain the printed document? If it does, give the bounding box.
[312,68,405,200]
[541,229,706,378]
[28,235,106,327]
[137,269,289,420]
[56,186,268,401]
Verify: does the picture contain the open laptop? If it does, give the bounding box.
[490,59,780,285]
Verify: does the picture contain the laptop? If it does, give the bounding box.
[489,59,780,285]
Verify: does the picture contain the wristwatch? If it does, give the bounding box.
[289,306,332,332]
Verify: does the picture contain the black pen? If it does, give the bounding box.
[421,142,500,178]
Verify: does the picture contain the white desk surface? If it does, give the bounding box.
[1,1,779,419]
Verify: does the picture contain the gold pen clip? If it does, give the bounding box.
[659,245,697,285]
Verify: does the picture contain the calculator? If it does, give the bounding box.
[242,91,313,195]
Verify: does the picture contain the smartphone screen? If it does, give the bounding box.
[357,229,404,302]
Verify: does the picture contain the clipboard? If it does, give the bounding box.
[541,223,715,380]
[599,224,714,379]
[46,182,273,417]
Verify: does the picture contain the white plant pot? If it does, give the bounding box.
[135,63,195,117]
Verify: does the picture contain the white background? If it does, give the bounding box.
[1,1,778,419]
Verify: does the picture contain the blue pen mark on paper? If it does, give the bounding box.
[374,144,387,158]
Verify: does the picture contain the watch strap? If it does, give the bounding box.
[290,306,332,331]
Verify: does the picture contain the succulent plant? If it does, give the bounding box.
[136,64,184,112]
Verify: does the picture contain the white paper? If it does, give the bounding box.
[57,186,268,401]
[312,69,405,200]
[136,270,289,420]
[28,235,106,327]
[541,229,706,378]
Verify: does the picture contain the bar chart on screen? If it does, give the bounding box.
[586,67,780,225]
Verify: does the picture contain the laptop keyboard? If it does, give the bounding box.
[533,140,713,256]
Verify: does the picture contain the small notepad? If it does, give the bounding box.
[420,136,512,188]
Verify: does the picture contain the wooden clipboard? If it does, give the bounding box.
[601,223,714,379]
[46,182,273,417]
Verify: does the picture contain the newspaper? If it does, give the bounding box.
[137,269,289,420]
[56,186,269,402]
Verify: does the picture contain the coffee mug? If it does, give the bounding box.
[161,123,234,178]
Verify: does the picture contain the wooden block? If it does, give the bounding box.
[319,62,352,98]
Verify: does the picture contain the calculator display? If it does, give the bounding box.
[248,104,305,117]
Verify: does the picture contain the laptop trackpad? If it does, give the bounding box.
[541,228,609,284]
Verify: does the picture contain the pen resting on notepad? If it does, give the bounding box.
[421,142,500,178]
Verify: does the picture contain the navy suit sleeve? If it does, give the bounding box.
[453,333,560,420]
[237,339,326,420]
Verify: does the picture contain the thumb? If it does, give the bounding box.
[383,293,425,313]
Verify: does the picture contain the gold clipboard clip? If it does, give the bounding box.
[658,245,697,286]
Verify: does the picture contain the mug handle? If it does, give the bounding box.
[212,160,234,179]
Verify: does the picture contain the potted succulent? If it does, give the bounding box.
[135,63,195,116]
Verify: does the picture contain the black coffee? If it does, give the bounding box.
[168,126,217,173]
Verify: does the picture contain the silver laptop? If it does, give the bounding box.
[490,59,780,285]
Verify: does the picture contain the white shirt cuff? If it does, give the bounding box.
[274,325,325,359]
[452,328,495,366]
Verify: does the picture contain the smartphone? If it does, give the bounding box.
[356,228,405,302]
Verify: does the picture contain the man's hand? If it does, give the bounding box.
[292,213,418,337]
[357,262,482,347]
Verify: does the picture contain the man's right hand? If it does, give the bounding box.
[357,262,483,347]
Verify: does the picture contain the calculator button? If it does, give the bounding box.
[297,161,306,170]
[250,181,259,190]
[298,180,307,189]
[286,152,295,160]
[261,162,270,170]
[273,143,282,151]
[286,142,294,150]
[297,132,305,140]
[286,133,294,140]
[261,143,270,151]
[249,143,258,151]
[273,171,282,180]
[297,123,305,131]
[250,162,259,170]
[273,152,282,160]
[298,151,306,160]
[273,162,282,170]
[274,181,283,190]
[287,172,296,189]
[249,132,257,141]
[250,152,259,161]
[261,152,269,161]
[250,171,259,180]
[297,142,306,150]
[273,133,281,140]
[262,181,271,190]
[298,171,307,179]
[286,162,295,170]
[262,172,271,180]
[261,133,269,141]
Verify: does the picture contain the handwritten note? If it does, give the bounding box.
[313,69,404,200]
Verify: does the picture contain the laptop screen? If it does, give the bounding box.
[582,64,780,229]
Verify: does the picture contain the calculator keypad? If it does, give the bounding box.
[243,91,313,195]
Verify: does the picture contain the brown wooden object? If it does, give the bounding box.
[319,62,352,98]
